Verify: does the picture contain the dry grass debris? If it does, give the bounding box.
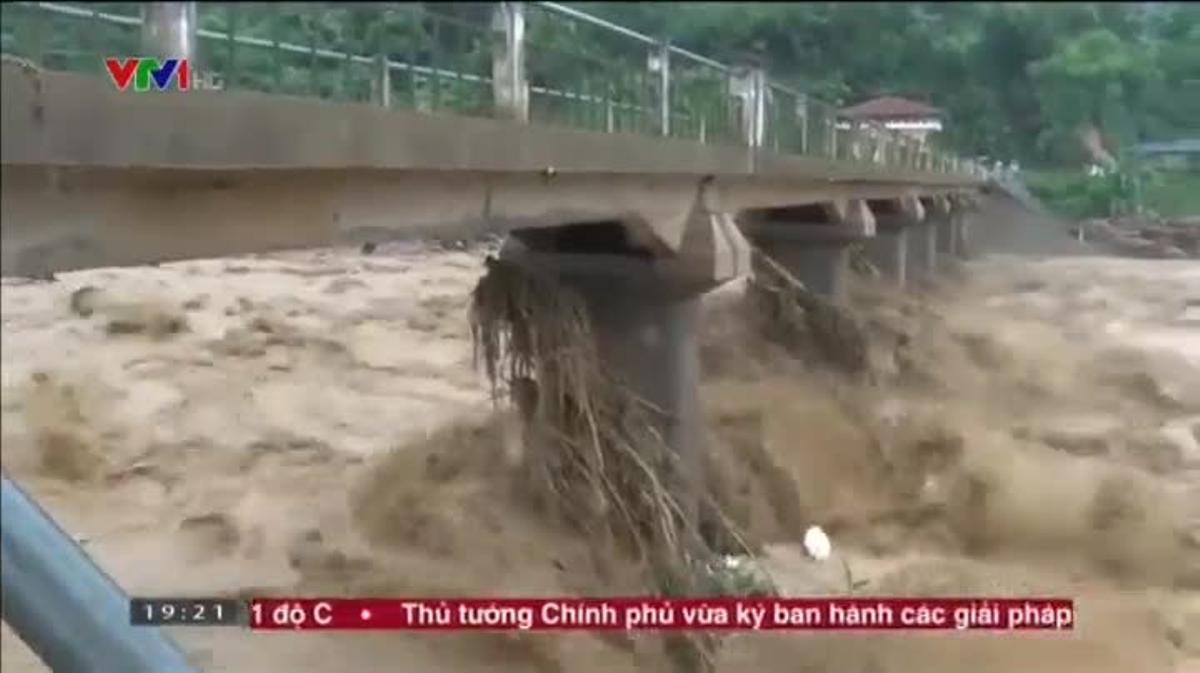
[468,256,767,672]
[746,247,870,376]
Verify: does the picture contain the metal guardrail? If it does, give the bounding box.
[1,475,198,673]
[0,1,981,177]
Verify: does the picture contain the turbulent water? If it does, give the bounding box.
[1,242,1197,672]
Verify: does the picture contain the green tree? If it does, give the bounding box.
[1030,27,1159,164]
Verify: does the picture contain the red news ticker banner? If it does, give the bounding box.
[248,597,1075,632]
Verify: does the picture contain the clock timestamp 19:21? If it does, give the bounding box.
[130,598,245,627]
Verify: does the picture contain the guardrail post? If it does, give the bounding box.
[731,65,766,148]
[829,116,838,159]
[141,2,198,63]
[797,93,808,154]
[652,40,671,136]
[373,52,391,108]
[491,2,528,122]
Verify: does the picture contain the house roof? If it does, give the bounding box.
[839,96,943,120]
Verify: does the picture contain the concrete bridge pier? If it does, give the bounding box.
[937,203,961,259]
[740,199,876,304]
[907,196,947,282]
[865,226,907,286]
[906,218,938,282]
[863,196,925,288]
[937,195,974,261]
[952,195,974,258]
[498,210,751,530]
[497,247,707,527]
[755,242,851,300]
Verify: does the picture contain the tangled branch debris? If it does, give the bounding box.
[469,256,770,672]
[747,247,871,375]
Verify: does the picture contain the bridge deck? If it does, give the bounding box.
[3,64,976,183]
[1,64,979,277]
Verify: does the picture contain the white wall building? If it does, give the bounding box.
[837,96,944,143]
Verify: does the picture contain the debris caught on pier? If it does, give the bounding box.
[469,256,768,672]
[848,242,882,277]
[746,246,871,375]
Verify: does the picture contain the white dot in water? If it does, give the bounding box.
[803,525,832,562]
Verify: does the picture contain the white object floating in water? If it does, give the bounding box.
[803,525,832,561]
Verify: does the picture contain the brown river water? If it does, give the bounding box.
[1,242,1197,672]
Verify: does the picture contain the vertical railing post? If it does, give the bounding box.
[491,2,528,122]
[657,40,671,137]
[374,52,391,108]
[752,68,767,148]
[829,115,838,159]
[772,90,780,152]
[141,2,198,64]
[732,65,766,148]
[732,68,746,146]
[797,93,808,154]
[19,3,47,68]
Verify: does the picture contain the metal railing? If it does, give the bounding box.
[0,1,981,176]
[1,475,198,673]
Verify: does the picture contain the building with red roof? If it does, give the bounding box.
[838,96,944,142]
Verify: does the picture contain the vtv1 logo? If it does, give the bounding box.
[104,57,192,91]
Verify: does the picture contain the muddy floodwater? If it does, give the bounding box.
[1,245,1197,672]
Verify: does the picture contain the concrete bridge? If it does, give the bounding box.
[0,3,1011,672]
[0,56,982,489]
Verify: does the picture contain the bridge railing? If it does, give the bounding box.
[1,1,977,177]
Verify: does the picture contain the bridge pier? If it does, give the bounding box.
[498,244,708,524]
[497,208,750,529]
[906,218,938,282]
[906,196,947,282]
[937,196,972,261]
[937,208,960,259]
[953,196,973,258]
[754,241,851,302]
[864,226,908,286]
[863,196,924,288]
[739,199,876,304]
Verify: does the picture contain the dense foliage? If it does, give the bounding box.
[574,2,1199,166]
